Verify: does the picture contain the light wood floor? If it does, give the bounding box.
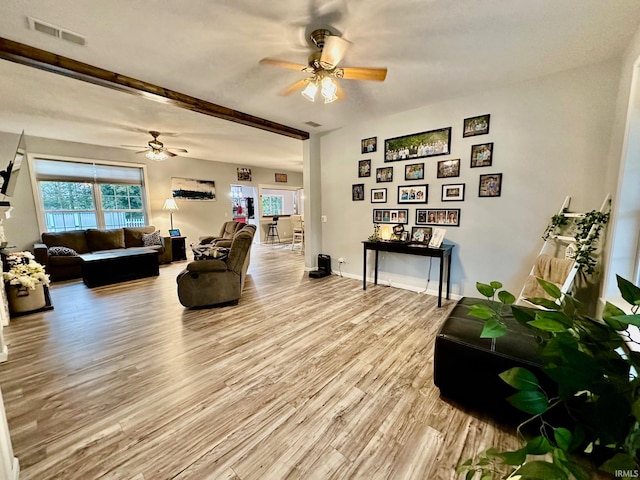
[0,244,519,480]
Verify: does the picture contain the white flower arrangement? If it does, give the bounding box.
[3,251,50,290]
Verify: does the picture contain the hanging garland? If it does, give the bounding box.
[541,209,609,275]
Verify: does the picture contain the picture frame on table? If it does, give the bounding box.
[384,127,451,162]
[398,184,428,204]
[361,136,377,154]
[371,188,387,203]
[352,183,365,201]
[373,208,409,224]
[463,114,491,137]
[404,163,425,180]
[436,159,460,179]
[470,142,493,167]
[411,226,432,244]
[478,173,503,197]
[415,208,460,227]
[376,166,393,183]
[441,183,465,202]
[358,159,371,177]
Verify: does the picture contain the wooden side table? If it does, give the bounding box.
[170,236,187,261]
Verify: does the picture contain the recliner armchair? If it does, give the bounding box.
[198,221,244,245]
[177,224,256,308]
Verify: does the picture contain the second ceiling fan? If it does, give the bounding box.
[260,29,387,103]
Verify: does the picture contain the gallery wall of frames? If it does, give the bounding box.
[352,113,502,245]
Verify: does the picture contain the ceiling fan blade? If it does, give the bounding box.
[167,148,188,153]
[320,35,352,69]
[259,58,307,71]
[279,78,309,96]
[121,144,147,148]
[135,149,149,154]
[341,67,387,82]
[165,150,177,157]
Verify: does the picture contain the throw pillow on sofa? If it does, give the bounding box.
[142,230,163,247]
[48,246,79,256]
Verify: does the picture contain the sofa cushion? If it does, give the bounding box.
[86,228,125,251]
[42,230,90,254]
[48,246,78,256]
[124,226,156,248]
[142,230,163,247]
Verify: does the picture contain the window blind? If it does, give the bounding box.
[33,158,143,184]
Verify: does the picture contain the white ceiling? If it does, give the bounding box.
[0,0,639,172]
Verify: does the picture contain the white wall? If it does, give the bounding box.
[318,59,621,298]
[0,134,302,251]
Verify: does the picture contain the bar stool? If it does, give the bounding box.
[266,216,280,244]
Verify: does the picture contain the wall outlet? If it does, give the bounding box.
[321,215,327,222]
[338,257,345,263]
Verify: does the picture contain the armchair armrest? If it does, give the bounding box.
[33,242,50,268]
[157,236,173,264]
[198,235,221,245]
[186,259,227,273]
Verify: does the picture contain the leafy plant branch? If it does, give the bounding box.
[460,275,640,480]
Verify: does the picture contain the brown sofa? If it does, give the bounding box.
[34,226,172,281]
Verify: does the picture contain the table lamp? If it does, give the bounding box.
[163,198,178,229]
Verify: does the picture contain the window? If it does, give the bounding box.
[33,158,148,232]
[262,194,283,216]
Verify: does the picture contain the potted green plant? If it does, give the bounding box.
[458,275,640,480]
[3,251,50,314]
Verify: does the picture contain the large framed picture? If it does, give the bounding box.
[398,184,428,204]
[361,137,377,154]
[371,188,387,203]
[373,208,409,224]
[376,166,393,183]
[352,183,365,201]
[470,142,493,167]
[404,163,424,180]
[415,208,460,227]
[463,114,490,137]
[411,226,432,244]
[358,159,371,177]
[384,127,451,162]
[172,177,216,201]
[441,183,465,202]
[436,159,460,178]
[479,173,503,197]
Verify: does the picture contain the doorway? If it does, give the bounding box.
[230,184,257,227]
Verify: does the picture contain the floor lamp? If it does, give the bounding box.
[163,198,178,230]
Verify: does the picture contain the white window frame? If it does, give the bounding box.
[27,153,151,233]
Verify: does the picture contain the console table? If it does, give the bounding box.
[362,241,454,307]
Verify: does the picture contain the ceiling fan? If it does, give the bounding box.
[259,28,387,103]
[121,131,188,161]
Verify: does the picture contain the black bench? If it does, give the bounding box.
[80,249,159,287]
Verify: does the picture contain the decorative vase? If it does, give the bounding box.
[6,283,46,314]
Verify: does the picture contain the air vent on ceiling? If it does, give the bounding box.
[27,17,86,46]
[304,121,322,127]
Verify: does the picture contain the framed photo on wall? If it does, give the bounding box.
[361,137,377,154]
[352,183,365,201]
[436,159,460,179]
[441,183,465,202]
[463,114,490,137]
[470,142,493,167]
[415,208,460,227]
[398,184,428,204]
[376,166,393,183]
[479,173,503,197]
[371,188,387,203]
[358,159,371,177]
[404,163,425,180]
[373,208,409,224]
[275,173,288,183]
[384,127,451,162]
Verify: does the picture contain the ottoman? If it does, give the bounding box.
[433,297,552,422]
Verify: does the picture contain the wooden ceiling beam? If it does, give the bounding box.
[0,36,310,141]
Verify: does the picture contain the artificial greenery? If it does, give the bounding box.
[541,209,609,275]
[458,275,640,480]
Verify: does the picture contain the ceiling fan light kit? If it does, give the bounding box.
[259,28,387,103]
